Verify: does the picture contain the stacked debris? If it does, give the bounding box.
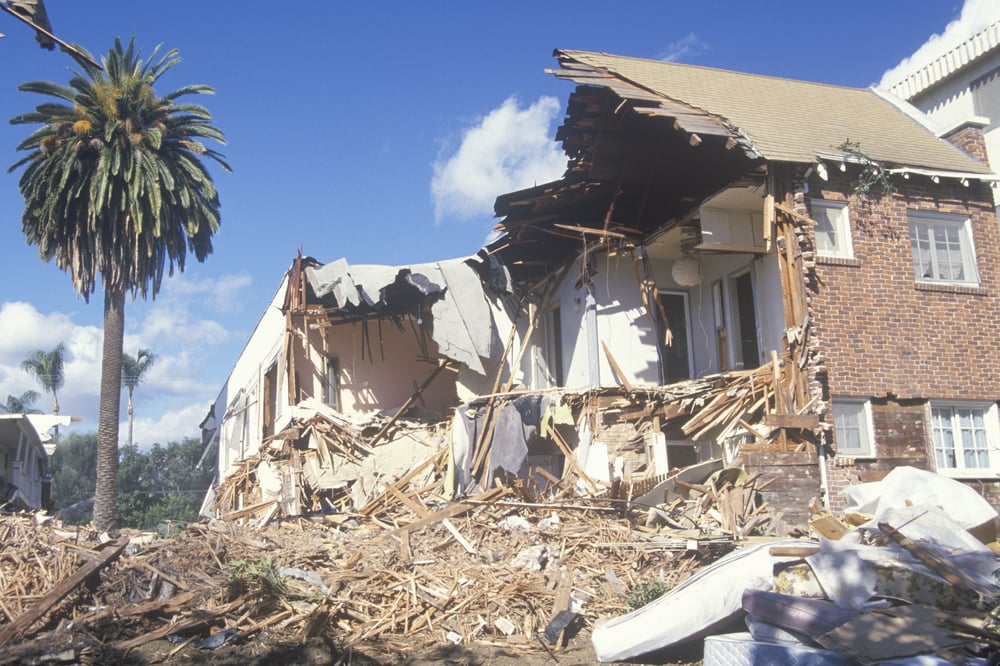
[210,404,451,527]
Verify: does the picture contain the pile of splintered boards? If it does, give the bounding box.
[207,357,807,546]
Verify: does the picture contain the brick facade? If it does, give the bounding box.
[807,173,1000,400]
[801,166,1000,512]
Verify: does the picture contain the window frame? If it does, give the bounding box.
[908,211,980,287]
[810,199,853,259]
[324,357,340,411]
[832,397,875,458]
[927,400,1000,478]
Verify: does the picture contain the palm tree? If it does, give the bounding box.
[3,390,42,414]
[21,343,66,415]
[121,348,156,450]
[9,38,229,530]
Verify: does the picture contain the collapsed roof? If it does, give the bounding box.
[299,250,513,376]
[490,49,995,281]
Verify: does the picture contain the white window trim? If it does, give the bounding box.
[810,200,854,259]
[832,397,875,458]
[927,400,1000,478]
[908,211,980,287]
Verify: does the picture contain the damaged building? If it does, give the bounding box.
[201,49,1000,532]
[485,50,1000,524]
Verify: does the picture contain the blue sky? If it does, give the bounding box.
[0,0,995,445]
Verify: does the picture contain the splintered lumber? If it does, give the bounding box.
[0,535,129,647]
[383,487,509,538]
[878,521,993,599]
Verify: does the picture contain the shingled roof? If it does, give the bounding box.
[553,49,991,175]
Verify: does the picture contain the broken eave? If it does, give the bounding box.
[491,83,762,282]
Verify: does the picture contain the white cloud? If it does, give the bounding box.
[0,284,238,445]
[879,0,1000,88]
[157,272,253,315]
[431,95,567,223]
[659,33,709,62]
[0,302,103,412]
[124,401,210,449]
[0,302,79,359]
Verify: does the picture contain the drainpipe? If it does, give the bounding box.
[586,285,601,388]
[817,436,831,512]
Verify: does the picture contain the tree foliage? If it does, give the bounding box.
[2,391,42,414]
[21,343,66,414]
[49,431,97,512]
[49,434,212,530]
[121,348,156,449]
[118,438,213,530]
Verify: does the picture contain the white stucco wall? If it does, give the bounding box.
[211,273,289,476]
[901,49,1000,200]
[530,246,787,392]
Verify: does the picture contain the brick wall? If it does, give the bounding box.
[824,398,930,511]
[806,172,1000,400]
[801,167,1000,512]
[943,123,990,166]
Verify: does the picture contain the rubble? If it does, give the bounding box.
[594,466,1000,665]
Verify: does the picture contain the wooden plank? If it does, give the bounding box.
[0,536,129,646]
[543,421,601,496]
[601,341,634,392]
[386,483,432,519]
[382,487,509,539]
[441,519,476,554]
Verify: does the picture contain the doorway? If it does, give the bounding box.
[658,292,692,383]
[729,270,760,369]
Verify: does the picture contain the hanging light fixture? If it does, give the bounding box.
[671,255,702,287]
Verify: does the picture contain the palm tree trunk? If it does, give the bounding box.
[94,288,126,532]
[127,389,134,450]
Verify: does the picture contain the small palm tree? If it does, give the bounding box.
[121,348,156,449]
[3,390,42,414]
[21,343,66,415]
[10,38,229,530]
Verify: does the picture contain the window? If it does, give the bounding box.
[324,357,340,411]
[909,212,979,285]
[930,402,1000,476]
[832,398,874,457]
[811,200,852,258]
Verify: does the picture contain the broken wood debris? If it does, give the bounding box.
[0,504,717,663]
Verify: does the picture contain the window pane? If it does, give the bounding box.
[931,407,956,469]
[933,404,995,472]
[909,214,977,284]
[812,202,849,257]
[910,223,933,279]
[833,400,869,455]
[814,208,837,254]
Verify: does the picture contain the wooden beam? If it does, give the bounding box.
[763,414,821,429]
[0,536,129,646]
[601,341,634,392]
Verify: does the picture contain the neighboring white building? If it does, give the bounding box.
[882,21,1000,201]
[0,414,68,510]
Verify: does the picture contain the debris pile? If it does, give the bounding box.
[0,500,723,664]
[593,466,1000,665]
